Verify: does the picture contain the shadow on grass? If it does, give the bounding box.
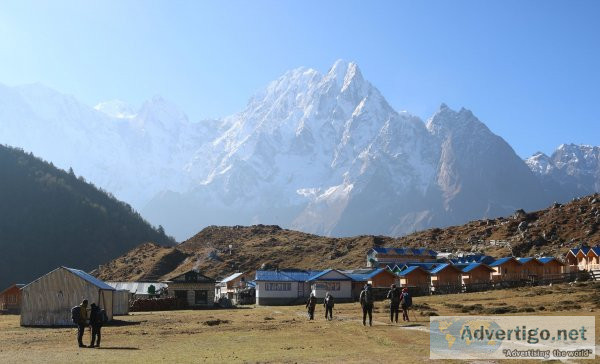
[105,319,141,327]
[23,319,141,329]
[94,347,140,350]
[401,323,425,327]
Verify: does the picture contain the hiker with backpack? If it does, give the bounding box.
[71,299,89,348]
[400,287,412,322]
[306,293,317,320]
[324,292,335,321]
[89,303,107,348]
[386,284,401,324]
[359,283,374,326]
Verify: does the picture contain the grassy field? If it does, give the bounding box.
[1,282,599,363]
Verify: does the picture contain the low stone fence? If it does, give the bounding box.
[129,297,187,312]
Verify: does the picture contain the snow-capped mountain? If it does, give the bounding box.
[143,60,549,238]
[526,144,600,201]
[0,83,212,207]
[0,60,588,240]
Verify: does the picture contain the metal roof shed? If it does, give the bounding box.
[20,266,115,326]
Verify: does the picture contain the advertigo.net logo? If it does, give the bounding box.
[430,316,595,360]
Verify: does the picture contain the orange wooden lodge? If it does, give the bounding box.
[0,284,25,314]
[565,246,600,272]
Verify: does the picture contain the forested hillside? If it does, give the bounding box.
[0,145,175,288]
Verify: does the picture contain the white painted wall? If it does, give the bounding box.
[311,280,352,299]
[255,281,299,299]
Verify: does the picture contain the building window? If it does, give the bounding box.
[8,295,16,304]
[264,282,291,291]
[195,290,208,304]
[324,282,340,291]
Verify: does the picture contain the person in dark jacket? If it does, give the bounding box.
[359,283,374,326]
[400,287,412,322]
[88,303,104,348]
[386,284,401,323]
[76,299,89,348]
[306,293,317,320]
[323,292,335,320]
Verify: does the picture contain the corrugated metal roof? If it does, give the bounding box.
[370,247,437,256]
[489,257,519,267]
[307,269,351,281]
[106,282,167,294]
[451,255,496,265]
[398,266,427,276]
[538,257,565,265]
[255,270,321,282]
[342,268,387,281]
[403,262,439,270]
[517,257,533,263]
[462,263,493,273]
[64,267,115,290]
[220,272,244,283]
[430,263,451,274]
[591,247,600,256]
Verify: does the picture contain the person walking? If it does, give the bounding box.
[73,299,89,348]
[89,303,106,348]
[324,292,335,320]
[359,283,374,326]
[306,293,317,320]
[400,287,412,322]
[386,284,401,323]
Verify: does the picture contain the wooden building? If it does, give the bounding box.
[489,257,523,282]
[565,248,580,271]
[397,266,430,293]
[366,247,437,268]
[517,257,545,278]
[460,263,493,286]
[343,268,399,298]
[166,270,216,308]
[429,263,462,291]
[538,257,566,277]
[0,284,24,314]
[20,267,115,326]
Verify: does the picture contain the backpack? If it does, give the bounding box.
[71,306,81,324]
[402,292,412,307]
[363,289,374,304]
[100,309,108,325]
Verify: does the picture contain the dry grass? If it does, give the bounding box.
[1,283,599,363]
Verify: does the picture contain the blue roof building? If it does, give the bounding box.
[367,246,437,268]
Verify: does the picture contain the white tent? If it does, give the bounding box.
[21,267,115,326]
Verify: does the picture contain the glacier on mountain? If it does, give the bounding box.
[0,60,595,240]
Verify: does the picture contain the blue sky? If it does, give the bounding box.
[0,0,598,157]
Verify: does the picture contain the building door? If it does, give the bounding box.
[298,282,304,298]
[195,290,208,304]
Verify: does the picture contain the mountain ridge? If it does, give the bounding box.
[0,60,598,240]
[0,145,175,288]
[96,193,600,282]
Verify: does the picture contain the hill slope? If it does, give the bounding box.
[0,145,175,288]
[97,194,600,281]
